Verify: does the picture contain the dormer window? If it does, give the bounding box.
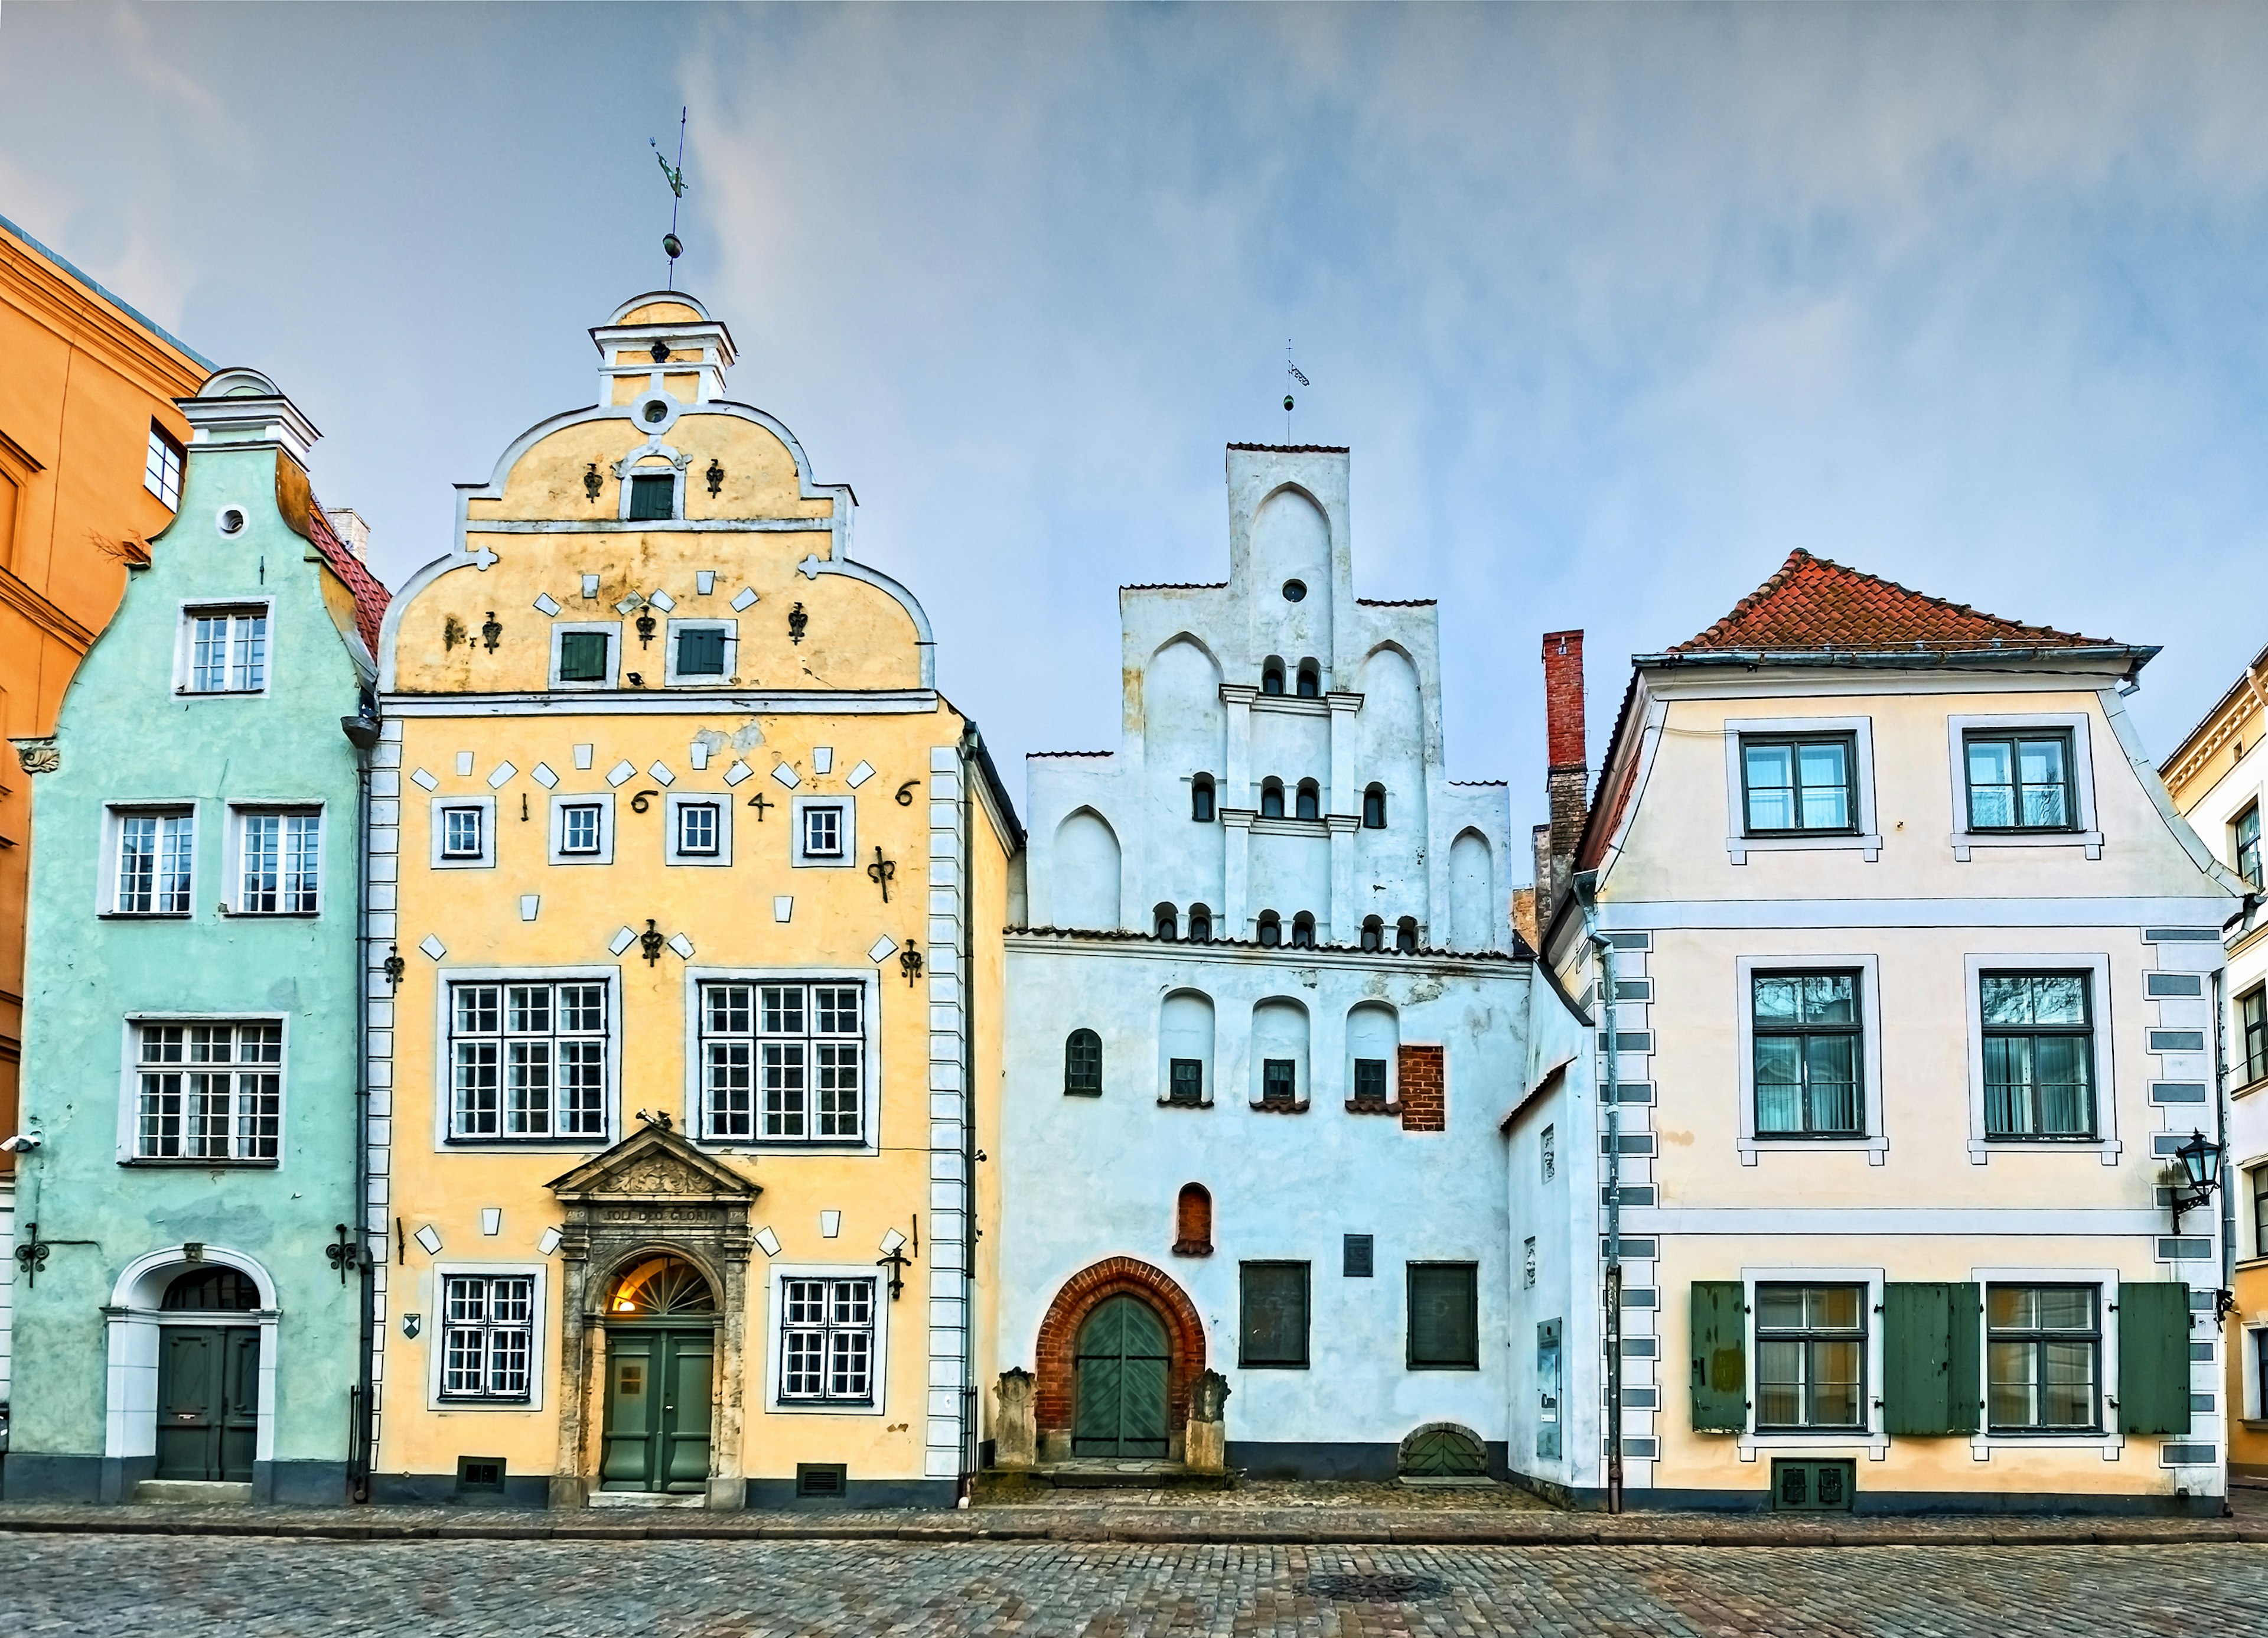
[1262,661,1286,696]
[627,473,676,522]
[1260,779,1285,819]
[1296,660,1321,698]
[1191,775,1216,823]
[1295,780,1321,821]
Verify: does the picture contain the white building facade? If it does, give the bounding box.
[994,444,1588,1480]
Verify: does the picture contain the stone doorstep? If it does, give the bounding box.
[131,1481,252,1507]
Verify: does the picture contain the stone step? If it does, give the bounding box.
[974,1464,1236,1500]
[132,1480,252,1506]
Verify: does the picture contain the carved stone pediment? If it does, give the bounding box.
[547,1123,758,1206]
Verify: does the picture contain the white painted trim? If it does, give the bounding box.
[677,966,882,1154]
[790,794,857,869]
[661,617,738,686]
[172,597,276,701]
[2097,686,2253,898]
[547,792,616,865]
[429,965,623,1152]
[1733,1264,1889,1461]
[1592,898,2227,932]
[663,791,733,868]
[105,1245,282,1464]
[425,1261,550,1412]
[381,689,940,718]
[1961,952,2119,1165]
[760,1261,892,1416]
[96,800,198,919]
[1625,1206,2168,1235]
[1963,1265,2123,1456]
[221,800,328,918]
[429,795,497,870]
[1732,955,1888,1166]
[1721,716,1881,864]
[1945,712,2103,861]
[546,621,622,691]
[115,1012,291,1167]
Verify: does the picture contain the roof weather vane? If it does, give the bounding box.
[651,107,688,289]
[1284,340,1309,441]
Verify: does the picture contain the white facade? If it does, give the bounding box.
[995,444,1585,1478]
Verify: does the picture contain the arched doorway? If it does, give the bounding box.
[1034,1257,1207,1463]
[1073,1296,1170,1457]
[155,1268,260,1483]
[598,1256,718,1494]
[1399,1421,1490,1478]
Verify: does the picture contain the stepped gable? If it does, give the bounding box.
[1671,549,2113,654]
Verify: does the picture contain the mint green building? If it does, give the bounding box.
[3,369,389,1503]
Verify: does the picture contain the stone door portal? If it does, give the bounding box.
[1073,1295,1169,1458]
[599,1327,716,1493]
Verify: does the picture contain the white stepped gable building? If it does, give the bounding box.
[995,444,1591,1481]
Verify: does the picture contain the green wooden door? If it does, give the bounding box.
[600,1328,716,1491]
[155,1326,258,1482]
[1073,1296,1169,1457]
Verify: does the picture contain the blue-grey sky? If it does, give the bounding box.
[5,3,2264,849]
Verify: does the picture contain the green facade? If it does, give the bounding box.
[4,373,376,1503]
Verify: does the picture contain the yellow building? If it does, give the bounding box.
[367,293,1018,1509]
[2160,644,2268,1483]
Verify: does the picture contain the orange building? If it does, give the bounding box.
[0,216,208,1218]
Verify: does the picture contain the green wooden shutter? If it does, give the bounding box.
[1408,1264,1480,1368]
[1690,1280,1746,1432]
[1947,1282,1981,1435]
[2117,1281,2192,1435]
[1883,1282,1982,1435]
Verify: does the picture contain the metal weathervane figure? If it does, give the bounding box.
[651,106,688,288]
[1284,340,1309,441]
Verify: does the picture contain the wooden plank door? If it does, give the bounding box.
[1073,1296,1169,1458]
[599,1330,659,1490]
[157,1326,258,1481]
[659,1330,715,1493]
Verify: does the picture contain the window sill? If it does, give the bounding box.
[435,1398,535,1410]
[121,1157,278,1168]
[1967,1136,2122,1165]
[1407,1362,1481,1372]
[1249,1099,1311,1115]
[99,912,192,921]
[1156,1098,1213,1111]
[1738,1431,1889,1461]
[1967,1431,2124,1460]
[1238,1361,1309,1371]
[1727,832,1881,865]
[433,858,496,871]
[2234,1076,2268,1102]
[770,1399,882,1416]
[790,858,855,870]
[175,689,265,699]
[1063,1088,1103,1099]
[1345,1099,1401,1117]
[1249,815,1331,838]
[1738,1136,1888,1167]
[226,910,321,919]
[444,1136,610,1149]
[1952,829,2104,862]
[1171,1239,1213,1257]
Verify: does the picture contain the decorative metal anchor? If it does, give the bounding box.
[787,601,807,644]
[898,941,923,987]
[584,463,604,503]
[876,1242,911,1302]
[639,919,665,966]
[383,943,406,988]
[705,458,725,497]
[866,846,895,903]
[481,611,502,653]
[326,1224,363,1285]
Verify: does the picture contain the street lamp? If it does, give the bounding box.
[2170,1128,2225,1231]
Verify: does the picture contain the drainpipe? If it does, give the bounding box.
[343,708,380,1502]
[957,724,980,1501]
[1573,870,1622,1513]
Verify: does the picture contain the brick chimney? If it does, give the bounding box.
[1540,629,1588,907]
[327,507,371,560]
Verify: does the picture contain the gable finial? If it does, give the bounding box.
[650,106,688,289]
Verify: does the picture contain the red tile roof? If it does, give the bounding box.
[308,502,391,657]
[1671,549,2115,654]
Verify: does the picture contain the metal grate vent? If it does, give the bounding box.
[796,1462,848,1498]
[1309,1573,1443,1602]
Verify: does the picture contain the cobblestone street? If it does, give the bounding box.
[1,1533,2260,1636]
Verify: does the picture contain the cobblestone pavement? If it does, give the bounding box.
[1,1534,2263,1636]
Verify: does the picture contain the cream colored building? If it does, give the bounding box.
[1523,551,2243,1514]
[2160,644,2268,1482]
[367,293,1018,1509]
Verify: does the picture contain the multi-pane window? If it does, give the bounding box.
[439,1274,535,1401]
[2253,1165,2268,1261]
[1353,1057,1389,1106]
[801,804,843,860]
[1754,1283,1866,1431]
[441,806,485,860]
[698,981,863,1142]
[676,625,726,678]
[114,809,194,914]
[1168,1057,1204,1106]
[556,630,611,684]
[1239,1262,1310,1368]
[1981,972,2094,1138]
[135,1021,282,1162]
[1261,1059,1297,1108]
[780,1277,875,1403]
[237,810,320,913]
[1751,971,1862,1138]
[676,800,719,857]
[1407,1262,1480,1369]
[144,422,184,509]
[1986,1285,2099,1431]
[449,981,608,1140]
[1964,731,2075,831]
[2241,987,2268,1090]
[561,802,603,856]
[1740,734,1855,834]
[185,607,267,693]
[2237,804,2263,892]
[1064,1028,1102,1095]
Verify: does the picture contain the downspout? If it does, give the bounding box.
[1573,869,1622,1513]
[343,707,379,1502]
[958,723,980,1503]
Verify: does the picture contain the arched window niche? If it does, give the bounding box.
[1260,779,1285,820]
[1256,910,1283,947]
[1295,779,1321,821]
[1347,1002,1399,1111]
[1261,658,1286,696]
[1064,1028,1103,1096]
[1363,783,1388,829]
[1250,998,1311,1112]
[1290,911,1317,949]
[1173,1184,1213,1256]
[1187,904,1214,943]
[1191,775,1216,823]
[1295,659,1321,698]
[1159,990,1215,1107]
[1396,916,1420,954]
[1153,903,1179,941]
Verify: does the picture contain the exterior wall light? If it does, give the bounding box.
[2171,1128,2224,1230]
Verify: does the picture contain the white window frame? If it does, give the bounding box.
[432,966,621,1151]
[617,460,685,524]
[1733,1264,1888,1462]
[1962,952,2119,1164]
[664,792,733,868]
[431,796,497,870]
[663,618,738,686]
[548,793,616,865]
[175,600,273,698]
[1966,1263,2124,1457]
[548,621,621,691]
[763,1263,889,1415]
[144,422,183,509]
[1946,712,2102,861]
[227,802,324,916]
[791,796,855,868]
[1733,954,1888,1167]
[1722,717,1881,864]
[679,967,880,1152]
[100,802,197,917]
[116,1012,289,1165]
[426,1262,548,1411]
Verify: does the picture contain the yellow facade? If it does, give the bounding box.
[370,294,1014,1508]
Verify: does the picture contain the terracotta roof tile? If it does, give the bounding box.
[308,502,391,657]
[1671,549,2115,654]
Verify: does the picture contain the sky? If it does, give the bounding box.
[5,2,2266,852]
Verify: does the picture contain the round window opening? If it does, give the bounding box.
[217,507,247,536]
[606,1255,717,1318]
[1282,579,1307,603]
[642,399,670,425]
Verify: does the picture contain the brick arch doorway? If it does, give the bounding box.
[1034,1258,1206,1463]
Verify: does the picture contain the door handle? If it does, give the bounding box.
[173,1412,200,1422]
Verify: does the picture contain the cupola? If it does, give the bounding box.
[589,291,736,416]
[177,366,321,464]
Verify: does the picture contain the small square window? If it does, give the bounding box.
[442,807,484,859]
[1740,734,1856,835]
[549,796,613,865]
[804,806,840,857]
[563,805,602,854]
[1261,1059,1297,1108]
[182,605,269,694]
[1964,731,2076,832]
[678,802,718,855]
[664,794,730,867]
[676,626,726,678]
[1343,1234,1374,1278]
[1353,1058,1388,1106]
[791,798,855,867]
[555,629,612,685]
[1168,1058,1204,1106]
[627,473,675,521]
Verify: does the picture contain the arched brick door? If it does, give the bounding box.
[1034,1258,1207,1460]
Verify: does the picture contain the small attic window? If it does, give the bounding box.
[628,474,675,521]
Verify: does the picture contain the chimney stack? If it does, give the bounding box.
[327,507,371,561]
[1540,629,1588,908]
